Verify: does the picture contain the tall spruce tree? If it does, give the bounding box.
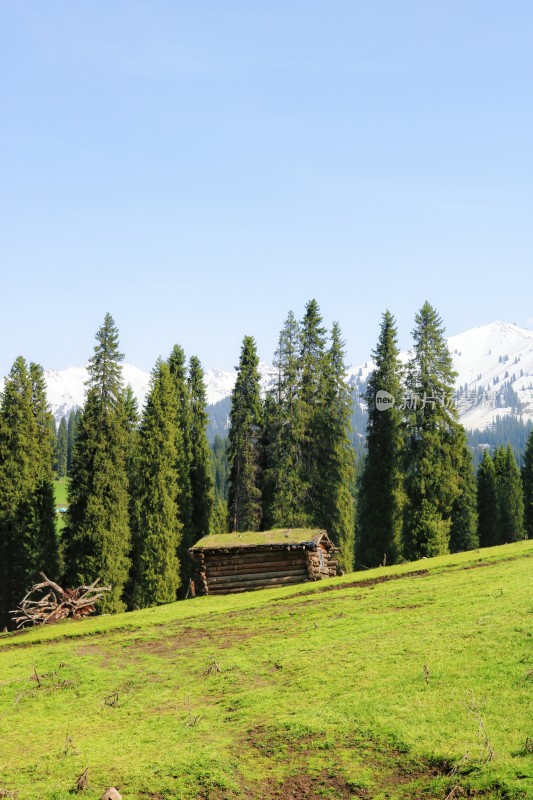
[477,449,499,547]
[228,336,263,531]
[0,358,59,627]
[55,417,68,478]
[63,314,131,613]
[130,361,181,608]
[522,430,533,539]
[493,444,524,543]
[67,409,80,474]
[314,322,356,571]
[176,356,214,589]
[167,345,193,549]
[187,356,214,540]
[357,311,404,568]
[262,311,308,528]
[29,362,61,580]
[449,431,479,552]
[403,303,471,559]
[298,299,328,520]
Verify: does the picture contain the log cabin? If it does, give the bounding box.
[190,528,338,595]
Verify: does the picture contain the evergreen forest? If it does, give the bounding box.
[1,302,532,628]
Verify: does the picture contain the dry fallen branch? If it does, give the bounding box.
[201,659,222,676]
[185,696,203,727]
[10,574,110,628]
[444,786,464,800]
[76,768,89,792]
[466,694,495,762]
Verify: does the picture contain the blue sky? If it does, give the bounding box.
[1,2,532,373]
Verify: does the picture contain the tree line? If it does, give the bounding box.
[226,300,356,571]
[0,314,214,625]
[356,304,531,569]
[1,303,533,627]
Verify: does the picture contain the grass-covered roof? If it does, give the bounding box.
[191,528,327,551]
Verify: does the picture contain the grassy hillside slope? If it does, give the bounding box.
[0,543,532,799]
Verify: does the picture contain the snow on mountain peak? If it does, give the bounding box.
[3,321,533,433]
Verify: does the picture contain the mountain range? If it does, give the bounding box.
[5,321,533,435]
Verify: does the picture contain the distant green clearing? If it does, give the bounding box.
[0,542,531,799]
[53,477,69,531]
[53,477,69,508]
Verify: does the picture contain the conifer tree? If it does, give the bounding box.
[63,314,131,613]
[449,432,479,552]
[29,362,61,580]
[67,409,81,474]
[0,358,59,627]
[403,303,469,559]
[522,430,533,539]
[357,311,404,568]
[493,444,524,543]
[167,345,193,548]
[314,322,356,571]
[263,311,308,528]
[175,356,214,589]
[55,417,68,478]
[130,361,181,608]
[228,336,263,531]
[298,300,328,519]
[477,449,499,547]
[187,356,214,540]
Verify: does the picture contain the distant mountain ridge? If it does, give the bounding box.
[3,321,533,434]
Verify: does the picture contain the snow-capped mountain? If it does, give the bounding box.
[36,361,277,424]
[3,322,533,433]
[205,363,277,405]
[347,321,533,431]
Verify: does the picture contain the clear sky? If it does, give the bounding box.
[1,1,532,373]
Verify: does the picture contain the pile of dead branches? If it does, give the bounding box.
[10,573,110,628]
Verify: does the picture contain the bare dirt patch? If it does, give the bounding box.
[265,770,359,799]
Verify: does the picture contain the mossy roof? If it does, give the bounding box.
[191,528,328,551]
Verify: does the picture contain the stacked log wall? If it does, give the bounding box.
[203,548,309,595]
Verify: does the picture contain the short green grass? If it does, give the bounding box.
[53,477,69,509]
[0,542,532,799]
[53,477,69,532]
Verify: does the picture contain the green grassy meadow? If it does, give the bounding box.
[0,542,531,799]
[53,477,69,532]
[53,477,69,509]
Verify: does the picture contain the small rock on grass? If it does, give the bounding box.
[101,790,122,800]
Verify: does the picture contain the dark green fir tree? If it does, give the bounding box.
[449,431,479,552]
[403,303,471,559]
[55,416,68,478]
[63,313,131,613]
[187,356,214,540]
[493,444,524,543]
[167,345,193,551]
[314,322,356,571]
[131,361,181,608]
[228,336,263,532]
[357,311,404,568]
[0,358,59,627]
[29,362,61,580]
[522,429,533,539]
[477,448,499,547]
[262,310,308,528]
[298,299,328,521]
[67,408,81,474]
